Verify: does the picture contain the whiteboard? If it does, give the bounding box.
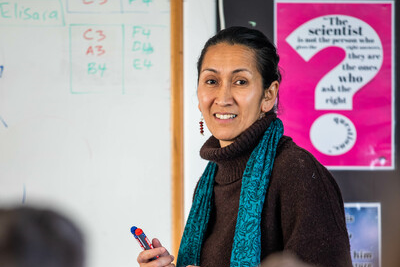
[183,0,216,219]
[0,1,171,267]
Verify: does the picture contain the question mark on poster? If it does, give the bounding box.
[286,15,383,155]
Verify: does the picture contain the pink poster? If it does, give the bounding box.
[275,1,394,169]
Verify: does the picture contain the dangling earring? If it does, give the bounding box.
[199,115,204,135]
[259,112,265,120]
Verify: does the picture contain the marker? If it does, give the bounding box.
[131,226,158,260]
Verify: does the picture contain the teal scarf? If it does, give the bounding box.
[177,118,283,267]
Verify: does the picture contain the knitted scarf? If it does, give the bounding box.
[177,118,283,267]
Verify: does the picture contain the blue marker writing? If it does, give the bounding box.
[131,226,158,260]
[0,65,4,78]
[0,116,7,128]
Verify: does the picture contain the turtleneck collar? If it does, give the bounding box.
[200,112,277,184]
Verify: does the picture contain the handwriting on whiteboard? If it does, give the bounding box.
[67,0,169,14]
[0,116,7,128]
[0,0,65,26]
[69,24,167,95]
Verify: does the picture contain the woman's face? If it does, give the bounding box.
[198,43,278,147]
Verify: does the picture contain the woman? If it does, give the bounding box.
[137,26,352,267]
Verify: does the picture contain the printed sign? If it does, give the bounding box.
[345,203,381,267]
[275,1,394,169]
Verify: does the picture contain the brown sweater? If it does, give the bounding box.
[197,113,352,267]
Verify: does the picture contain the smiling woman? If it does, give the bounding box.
[197,43,278,147]
[136,26,352,267]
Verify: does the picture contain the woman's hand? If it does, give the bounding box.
[137,238,175,267]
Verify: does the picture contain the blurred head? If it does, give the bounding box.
[0,206,84,267]
[261,252,314,267]
[197,27,281,147]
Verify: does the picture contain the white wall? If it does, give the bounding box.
[183,0,217,219]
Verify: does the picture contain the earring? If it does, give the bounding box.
[199,115,204,135]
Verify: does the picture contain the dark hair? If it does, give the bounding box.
[0,206,84,267]
[197,26,282,111]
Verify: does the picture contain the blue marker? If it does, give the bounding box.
[131,226,158,260]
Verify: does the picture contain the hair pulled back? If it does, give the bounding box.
[197,26,282,90]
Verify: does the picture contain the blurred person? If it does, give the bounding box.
[261,252,314,267]
[0,206,84,267]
